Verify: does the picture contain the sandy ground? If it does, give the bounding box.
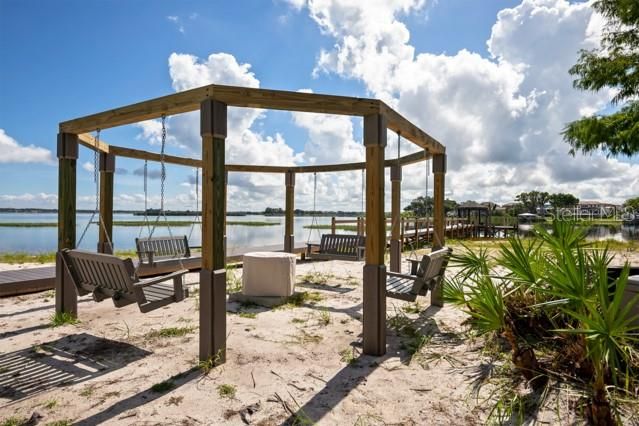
[0,249,637,425]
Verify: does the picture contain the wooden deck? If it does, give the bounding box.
[0,266,56,298]
[0,243,308,298]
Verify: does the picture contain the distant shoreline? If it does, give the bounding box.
[0,208,363,217]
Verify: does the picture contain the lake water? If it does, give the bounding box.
[0,213,348,253]
[0,213,636,253]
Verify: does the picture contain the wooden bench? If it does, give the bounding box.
[306,234,365,261]
[61,249,189,313]
[135,235,201,277]
[385,247,452,302]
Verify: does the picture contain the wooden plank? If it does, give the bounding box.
[60,84,381,134]
[78,135,428,174]
[61,85,443,155]
[380,102,445,154]
[0,267,55,297]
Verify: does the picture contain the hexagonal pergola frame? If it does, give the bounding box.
[56,84,447,363]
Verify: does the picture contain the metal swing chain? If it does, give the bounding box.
[307,172,321,244]
[160,115,167,214]
[360,169,364,215]
[93,129,100,212]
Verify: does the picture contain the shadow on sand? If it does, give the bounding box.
[282,304,446,424]
[0,333,151,403]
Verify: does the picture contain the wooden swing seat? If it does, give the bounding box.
[61,249,189,313]
[306,234,365,261]
[135,235,201,277]
[385,247,452,302]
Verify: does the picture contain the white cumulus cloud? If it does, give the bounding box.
[0,129,53,164]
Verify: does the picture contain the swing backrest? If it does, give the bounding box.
[318,234,365,257]
[61,249,137,296]
[136,235,191,263]
[416,247,452,287]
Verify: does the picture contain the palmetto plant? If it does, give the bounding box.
[445,221,639,424]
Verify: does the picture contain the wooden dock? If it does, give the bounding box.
[0,243,308,298]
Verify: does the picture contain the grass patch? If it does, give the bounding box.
[0,417,28,426]
[197,350,224,374]
[43,399,58,409]
[291,317,308,324]
[290,329,323,345]
[0,249,140,264]
[402,301,423,314]
[50,312,79,327]
[151,380,175,393]
[79,384,96,398]
[227,221,280,226]
[318,307,331,326]
[276,291,324,309]
[45,421,72,426]
[238,312,257,319]
[339,347,358,365]
[0,252,57,264]
[217,384,237,399]
[299,271,333,286]
[166,395,184,406]
[145,326,195,339]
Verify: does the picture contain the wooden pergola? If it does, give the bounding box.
[56,84,447,363]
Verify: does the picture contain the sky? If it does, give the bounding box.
[0,0,637,212]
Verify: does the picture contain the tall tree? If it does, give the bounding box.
[515,191,550,214]
[549,193,580,209]
[563,0,639,156]
[623,196,639,211]
[403,196,458,217]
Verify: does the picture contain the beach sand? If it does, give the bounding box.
[1,248,637,425]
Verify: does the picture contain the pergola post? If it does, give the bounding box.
[199,99,227,363]
[284,170,295,253]
[431,153,447,307]
[56,133,78,316]
[98,153,115,254]
[363,114,387,356]
[224,171,228,259]
[390,165,402,273]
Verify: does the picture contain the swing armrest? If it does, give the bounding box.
[407,259,420,275]
[306,243,320,255]
[137,250,155,265]
[135,269,189,288]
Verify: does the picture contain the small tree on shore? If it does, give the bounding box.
[563,0,639,156]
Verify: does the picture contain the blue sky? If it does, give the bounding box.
[0,0,636,211]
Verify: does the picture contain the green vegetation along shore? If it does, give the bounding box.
[0,220,281,228]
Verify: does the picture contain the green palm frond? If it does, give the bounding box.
[450,242,491,280]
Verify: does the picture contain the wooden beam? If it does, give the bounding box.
[363,114,386,356]
[56,133,78,316]
[98,153,115,254]
[60,84,381,134]
[77,136,429,174]
[78,133,110,153]
[284,171,295,253]
[389,165,401,273]
[380,102,445,155]
[111,145,201,168]
[199,99,227,364]
[62,84,444,156]
[431,153,446,307]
